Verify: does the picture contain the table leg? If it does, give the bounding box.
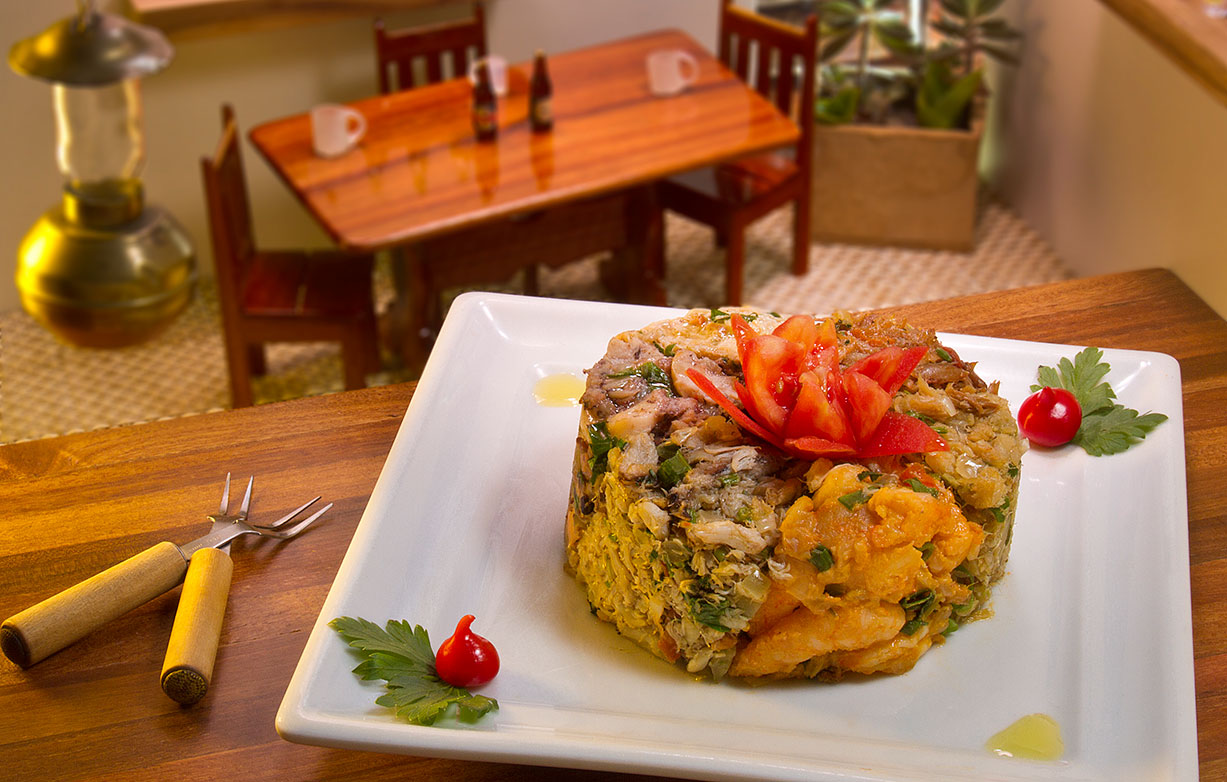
[387,245,433,373]
[602,186,667,306]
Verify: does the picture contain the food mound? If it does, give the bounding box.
[564,309,1025,680]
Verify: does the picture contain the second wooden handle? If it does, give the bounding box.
[161,548,233,705]
[1,541,188,668]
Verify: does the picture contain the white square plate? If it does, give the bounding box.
[276,292,1197,781]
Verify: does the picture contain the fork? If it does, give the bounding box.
[160,474,330,704]
[0,475,329,671]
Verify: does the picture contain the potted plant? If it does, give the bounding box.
[809,0,1021,250]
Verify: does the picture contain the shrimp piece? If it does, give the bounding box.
[729,601,904,677]
[747,580,802,636]
[834,623,934,675]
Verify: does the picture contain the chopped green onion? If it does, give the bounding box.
[809,545,835,572]
[935,347,952,362]
[720,472,742,487]
[657,450,691,488]
[900,619,926,636]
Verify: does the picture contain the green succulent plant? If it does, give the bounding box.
[814,0,1022,129]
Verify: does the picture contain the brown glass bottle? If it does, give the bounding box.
[529,49,553,133]
[472,60,497,141]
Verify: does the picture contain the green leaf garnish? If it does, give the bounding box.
[330,617,498,726]
[904,478,938,497]
[1031,347,1168,456]
[1032,347,1115,415]
[1073,405,1169,457]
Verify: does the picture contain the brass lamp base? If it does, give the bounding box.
[16,194,196,348]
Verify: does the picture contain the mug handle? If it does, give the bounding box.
[677,52,700,86]
[344,108,367,145]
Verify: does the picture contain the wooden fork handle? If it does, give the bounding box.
[0,541,188,668]
[161,548,232,705]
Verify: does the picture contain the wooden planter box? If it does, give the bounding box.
[809,113,984,251]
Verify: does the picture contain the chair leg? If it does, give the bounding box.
[523,264,539,296]
[792,199,811,277]
[225,338,256,408]
[340,331,370,391]
[724,219,747,307]
[246,344,267,377]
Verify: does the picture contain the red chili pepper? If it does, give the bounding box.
[435,615,500,688]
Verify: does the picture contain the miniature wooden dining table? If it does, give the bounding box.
[2,269,1224,780]
[247,28,800,358]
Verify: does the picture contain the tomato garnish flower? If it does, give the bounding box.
[1017,386,1082,447]
[686,314,948,460]
[435,615,500,688]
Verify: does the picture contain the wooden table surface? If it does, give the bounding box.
[247,29,800,252]
[1,268,1223,781]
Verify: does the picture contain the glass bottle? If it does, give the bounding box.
[529,49,553,133]
[472,60,497,141]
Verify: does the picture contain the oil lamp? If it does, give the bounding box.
[9,0,196,347]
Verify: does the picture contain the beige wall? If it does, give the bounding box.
[985,0,1227,316]
[0,0,716,315]
[3,1,1225,317]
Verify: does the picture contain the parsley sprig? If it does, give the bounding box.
[330,617,498,725]
[1031,347,1167,456]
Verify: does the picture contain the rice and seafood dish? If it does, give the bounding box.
[564,308,1025,681]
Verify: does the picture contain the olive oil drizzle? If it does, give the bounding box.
[533,373,585,407]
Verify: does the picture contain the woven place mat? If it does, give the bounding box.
[0,201,1070,444]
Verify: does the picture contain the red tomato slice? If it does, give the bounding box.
[783,436,858,459]
[772,315,820,355]
[685,368,784,448]
[842,371,893,445]
[857,411,949,457]
[784,370,853,444]
[729,314,758,367]
[739,334,804,432]
[848,345,929,395]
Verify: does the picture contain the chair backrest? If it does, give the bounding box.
[373,4,488,94]
[200,104,256,323]
[717,0,818,157]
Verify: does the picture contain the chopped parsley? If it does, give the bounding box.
[709,307,756,323]
[904,478,938,497]
[609,361,674,393]
[838,489,870,509]
[1032,347,1167,456]
[330,617,498,725]
[686,596,732,632]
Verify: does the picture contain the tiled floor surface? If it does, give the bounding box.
[0,202,1070,443]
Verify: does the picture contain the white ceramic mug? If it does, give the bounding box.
[647,49,699,96]
[468,54,509,97]
[310,104,367,158]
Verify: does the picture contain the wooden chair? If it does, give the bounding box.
[657,0,818,306]
[200,104,380,408]
[373,5,487,92]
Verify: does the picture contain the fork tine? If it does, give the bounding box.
[257,495,322,529]
[268,502,332,539]
[219,472,232,514]
[238,476,254,520]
